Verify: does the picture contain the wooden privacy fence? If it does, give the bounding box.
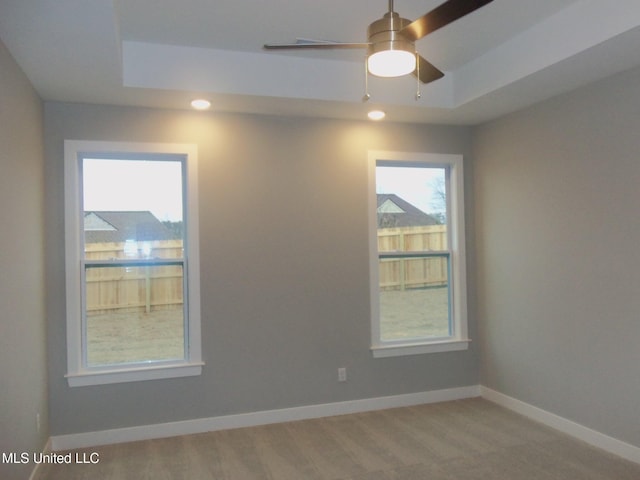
[84,240,184,315]
[84,226,448,314]
[377,225,449,291]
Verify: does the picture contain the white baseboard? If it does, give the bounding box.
[50,385,480,451]
[480,386,640,464]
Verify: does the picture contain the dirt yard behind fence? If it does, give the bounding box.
[87,308,184,366]
[87,287,450,366]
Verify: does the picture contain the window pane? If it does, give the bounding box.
[379,256,450,340]
[376,165,447,236]
[85,264,185,366]
[82,158,184,260]
[82,157,186,367]
[376,164,450,341]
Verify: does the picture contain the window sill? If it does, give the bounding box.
[371,339,471,358]
[66,361,204,387]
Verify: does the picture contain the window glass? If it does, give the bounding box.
[376,165,450,341]
[84,264,185,366]
[82,158,186,367]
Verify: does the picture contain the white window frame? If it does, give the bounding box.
[64,140,203,386]
[368,150,470,358]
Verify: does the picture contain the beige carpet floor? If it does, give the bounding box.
[35,398,640,479]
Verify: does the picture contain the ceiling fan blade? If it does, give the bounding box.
[414,55,445,84]
[400,0,494,42]
[264,41,369,50]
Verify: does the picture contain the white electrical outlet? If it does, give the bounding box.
[338,367,347,382]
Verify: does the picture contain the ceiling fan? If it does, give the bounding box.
[264,0,494,85]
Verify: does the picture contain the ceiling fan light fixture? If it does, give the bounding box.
[366,10,415,78]
[367,48,415,77]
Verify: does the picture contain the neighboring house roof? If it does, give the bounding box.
[84,211,174,243]
[376,194,439,228]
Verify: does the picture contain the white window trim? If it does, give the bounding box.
[368,150,470,357]
[64,140,203,386]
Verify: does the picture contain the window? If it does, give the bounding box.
[64,141,202,386]
[368,151,469,357]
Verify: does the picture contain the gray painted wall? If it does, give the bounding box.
[474,66,640,447]
[0,40,48,480]
[44,103,477,435]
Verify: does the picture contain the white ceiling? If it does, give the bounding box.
[1,0,640,124]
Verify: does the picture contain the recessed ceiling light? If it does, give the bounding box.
[368,110,386,121]
[190,99,211,110]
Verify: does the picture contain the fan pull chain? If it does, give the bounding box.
[415,53,422,101]
[363,56,371,102]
